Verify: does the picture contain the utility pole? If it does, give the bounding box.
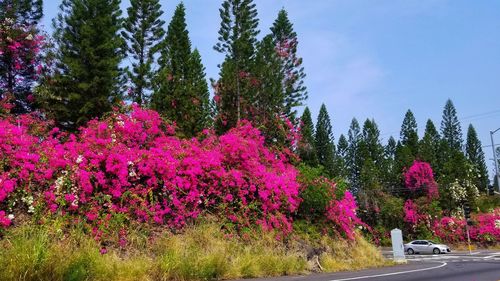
[491,128,500,193]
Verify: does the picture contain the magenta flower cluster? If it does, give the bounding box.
[0,106,302,234]
[432,210,500,244]
[404,160,439,199]
[326,190,365,240]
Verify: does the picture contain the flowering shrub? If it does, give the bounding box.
[404,160,439,199]
[403,199,420,225]
[432,209,500,245]
[0,17,45,113]
[326,191,366,240]
[0,106,302,236]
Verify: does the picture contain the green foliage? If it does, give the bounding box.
[46,0,125,130]
[122,0,165,105]
[151,3,210,137]
[400,109,419,157]
[347,118,362,192]
[378,194,404,230]
[298,107,318,166]
[315,104,336,176]
[213,0,259,132]
[270,8,307,119]
[250,34,287,144]
[297,164,334,220]
[441,99,463,151]
[358,119,384,193]
[475,194,500,213]
[336,134,349,178]
[466,124,489,192]
[0,0,42,26]
[418,119,440,171]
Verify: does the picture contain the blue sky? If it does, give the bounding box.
[42,1,500,179]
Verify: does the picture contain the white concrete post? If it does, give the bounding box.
[391,228,406,262]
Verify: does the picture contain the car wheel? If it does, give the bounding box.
[407,248,414,255]
[433,248,440,254]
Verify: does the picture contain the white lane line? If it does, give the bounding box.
[328,262,447,281]
[484,252,500,259]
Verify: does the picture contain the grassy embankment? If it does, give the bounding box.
[0,220,390,281]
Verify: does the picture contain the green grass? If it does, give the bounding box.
[0,221,389,281]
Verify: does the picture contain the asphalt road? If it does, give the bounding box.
[243,251,500,281]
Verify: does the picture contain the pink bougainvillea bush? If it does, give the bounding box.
[0,105,369,242]
[404,160,439,199]
[326,190,366,240]
[431,209,500,245]
[0,106,302,236]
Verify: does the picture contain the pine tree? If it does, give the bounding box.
[382,136,399,191]
[315,104,335,176]
[400,109,419,156]
[298,107,318,166]
[151,3,209,137]
[360,119,384,165]
[336,134,349,178]
[347,118,362,192]
[122,0,165,105]
[0,0,43,113]
[0,0,43,25]
[386,136,397,160]
[466,124,489,192]
[186,49,211,133]
[250,34,286,143]
[48,0,124,130]
[213,0,259,132]
[418,119,440,171]
[270,8,307,120]
[441,99,463,151]
[358,119,384,191]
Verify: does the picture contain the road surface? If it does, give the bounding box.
[244,251,500,281]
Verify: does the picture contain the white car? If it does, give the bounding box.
[404,240,451,255]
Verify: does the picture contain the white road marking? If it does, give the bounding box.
[328,262,447,281]
[484,252,500,259]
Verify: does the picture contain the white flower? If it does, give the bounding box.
[76,155,84,164]
[25,33,33,41]
[7,214,14,220]
[495,220,500,229]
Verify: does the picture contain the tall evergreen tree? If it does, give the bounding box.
[187,49,211,132]
[48,0,124,130]
[250,34,287,144]
[270,8,307,119]
[360,119,384,165]
[347,118,362,192]
[418,119,440,170]
[466,124,489,192]
[151,3,210,137]
[400,109,419,156]
[213,0,259,132]
[382,136,399,191]
[0,0,43,113]
[122,0,165,105]
[336,134,349,178]
[359,119,384,191]
[0,0,43,25]
[315,104,335,176]
[298,107,318,166]
[441,99,463,151]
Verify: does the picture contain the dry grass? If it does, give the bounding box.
[0,222,389,281]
